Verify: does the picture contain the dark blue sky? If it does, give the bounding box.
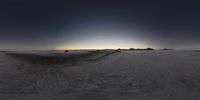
[0,0,200,50]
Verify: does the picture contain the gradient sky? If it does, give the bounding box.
[0,0,200,50]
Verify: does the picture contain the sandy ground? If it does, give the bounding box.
[0,50,200,100]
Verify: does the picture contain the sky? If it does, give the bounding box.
[0,0,200,50]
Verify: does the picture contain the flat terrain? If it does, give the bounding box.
[0,50,200,100]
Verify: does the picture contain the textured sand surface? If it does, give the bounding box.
[0,51,200,100]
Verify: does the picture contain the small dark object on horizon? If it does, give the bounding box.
[64,50,68,52]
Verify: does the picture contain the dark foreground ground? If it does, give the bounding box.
[0,50,200,100]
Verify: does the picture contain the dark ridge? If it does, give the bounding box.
[0,51,6,53]
[85,52,115,61]
[5,51,115,64]
[5,52,99,64]
[192,50,200,52]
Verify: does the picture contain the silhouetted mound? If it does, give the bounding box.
[135,48,154,51]
[129,48,135,50]
[146,48,154,50]
[64,50,68,52]
[115,48,121,52]
[95,50,101,52]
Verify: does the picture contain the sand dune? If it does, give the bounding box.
[0,50,200,100]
